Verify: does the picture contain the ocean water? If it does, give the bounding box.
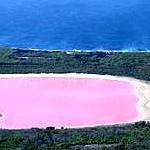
[0,0,150,51]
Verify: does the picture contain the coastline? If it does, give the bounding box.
[0,73,150,127]
[2,47,150,52]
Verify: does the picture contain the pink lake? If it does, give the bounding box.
[0,77,138,129]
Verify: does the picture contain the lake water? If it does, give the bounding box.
[0,77,138,129]
[0,0,150,51]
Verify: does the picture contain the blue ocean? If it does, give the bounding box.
[0,0,150,51]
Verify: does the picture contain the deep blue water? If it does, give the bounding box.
[0,0,150,51]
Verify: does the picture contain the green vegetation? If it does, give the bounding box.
[0,48,17,63]
[0,122,150,149]
[0,48,150,81]
[0,48,150,149]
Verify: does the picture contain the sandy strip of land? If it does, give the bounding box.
[0,73,149,123]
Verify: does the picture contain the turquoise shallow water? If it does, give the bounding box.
[0,0,150,51]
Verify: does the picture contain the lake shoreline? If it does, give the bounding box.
[0,73,149,129]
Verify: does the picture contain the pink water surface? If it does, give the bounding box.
[0,77,138,129]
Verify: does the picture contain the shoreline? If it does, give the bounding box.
[2,47,150,53]
[0,73,149,128]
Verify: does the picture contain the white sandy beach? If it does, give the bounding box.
[0,73,149,124]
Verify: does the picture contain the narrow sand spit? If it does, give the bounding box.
[0,73,150,125]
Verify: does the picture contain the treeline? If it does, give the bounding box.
[0,48,150,81]
[0,121,150,150]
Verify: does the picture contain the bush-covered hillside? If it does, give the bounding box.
[0,48,150,81]
[0,122,150,150]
